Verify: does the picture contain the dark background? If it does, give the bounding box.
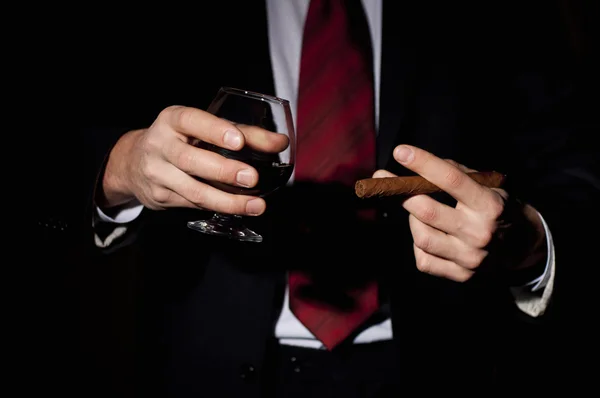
[24,0,599,396]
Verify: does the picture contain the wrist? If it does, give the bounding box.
[506,254,547,287]
[97,129,144,208]
[505,203,548,286]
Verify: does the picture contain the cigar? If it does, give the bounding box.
[355,171,505,199]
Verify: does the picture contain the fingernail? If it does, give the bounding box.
[236,169,255,187]
[246,199,264,216]
[394,145,414,163]
[224,130,242,149]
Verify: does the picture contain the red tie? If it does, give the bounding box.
[289,0,378,350]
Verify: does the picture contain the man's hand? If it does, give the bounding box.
[98,106,288,216]
[374,145,548,282]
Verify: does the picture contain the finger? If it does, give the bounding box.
[372,169,396,178]
[394,145,494,211]
[161,106,245,151]
[159,163,266,216]
[409,215,487,270]
[148,187,205,210]
[443,159,477,173]
[413,245,474,283]
[165,138,258,188]
[237,124,290,153]
[402,194,464,236]
[133,160,206,210]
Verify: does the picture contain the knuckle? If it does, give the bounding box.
[189,184,209,207]
[161,106,196,131]
[221,197,244,215]
[176,108,195,129]
[487,196,505,219]
[454,218,466,234]
[159,105,182,122]
[419,205,437,223]
[444,158,459,167]
[142,163,161,183]
[145,136,162,152]
[214,162,233,183]
[415,254,432,274]
[444,169,463,189]
[454,272,473,283]
[164,139,180,160]
[414,234,433,252]
[176,148,197,172]
[150,186,170,204]
[472,230,493,248]
[463,252,484,270]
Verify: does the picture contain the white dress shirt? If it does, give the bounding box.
[95,0,555,350]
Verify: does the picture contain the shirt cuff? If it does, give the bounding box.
[509,211,556,317]
[96,200,144,224]
[518,211,554,292]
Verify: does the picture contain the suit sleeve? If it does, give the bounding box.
[83,126,142,252]
[504,72,599,321]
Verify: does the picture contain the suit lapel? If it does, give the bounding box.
[376,0,418,172]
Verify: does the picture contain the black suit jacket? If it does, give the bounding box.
[32,1,598,396]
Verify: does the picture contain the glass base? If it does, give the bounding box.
[187,213,263,243]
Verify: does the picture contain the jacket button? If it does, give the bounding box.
[239,363,257,383]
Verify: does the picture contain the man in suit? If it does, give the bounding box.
[70,0,596,396]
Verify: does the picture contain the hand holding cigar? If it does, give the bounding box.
[357,145,528,285]
[355,171,505,199]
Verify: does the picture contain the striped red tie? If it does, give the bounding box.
[289,0,379,350]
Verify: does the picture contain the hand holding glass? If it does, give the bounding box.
[187,87,296,242]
